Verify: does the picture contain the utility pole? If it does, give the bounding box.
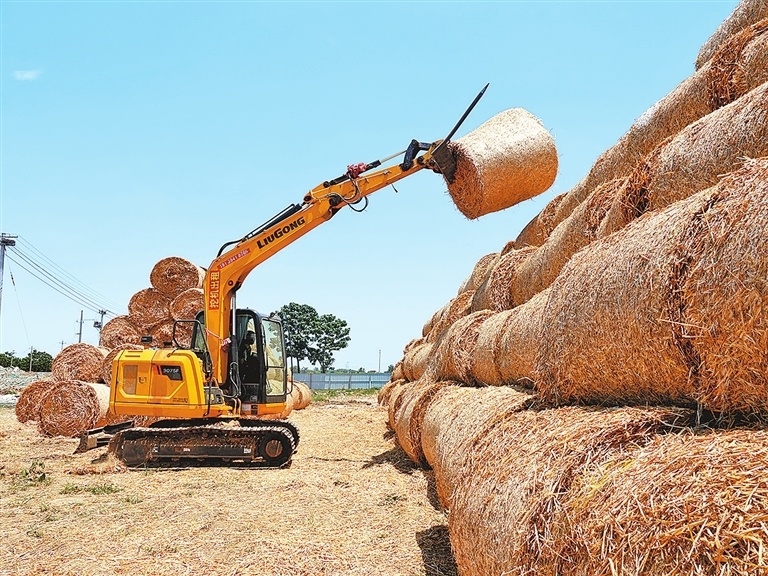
[77,310,84,343]
[0,233,18,323]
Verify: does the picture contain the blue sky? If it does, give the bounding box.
[1,0,738,371]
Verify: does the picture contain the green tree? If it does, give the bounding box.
[19,350,54,372]
[307,313,351,373]
[278,303,319,372]
[277,303,351,373]
[0,351,16,368]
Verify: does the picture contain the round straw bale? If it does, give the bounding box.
[426,290,474,343]
[390,360,405,382]
[170,287,204,321]
[378,378,406,407]
[680,158,768,412]
[421,385,536,510]
[289,382,303,408]
[293,381,313,410]
[401,342,434,383]
[469,310,514,386]
[393,380,457,467]
[14,379,56,423]
[426,310,495,385]
[537,190,719,406]
[494,288,551,389]
[706,19,768,108]
[147,319,191,348]
[99,315,142,349]
[51,343,107,383]
[514,192,567,248]
[538,427,768,575]
[127,287,171,331]
[696,0,768,69]
[101,343,143,385]
[447,108,558,219]
[38,381,111,437]
[149,256,205,299]
[471,246,535,312]
[457,252,499,295]
[387,380,413,430]
[511,179,622,307]
[645,80,768,212]
[447,405,692,576]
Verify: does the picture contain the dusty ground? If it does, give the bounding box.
[0,394,456,576]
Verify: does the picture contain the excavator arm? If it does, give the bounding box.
[203,84,489,386]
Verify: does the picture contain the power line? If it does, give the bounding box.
[4,236,122,317]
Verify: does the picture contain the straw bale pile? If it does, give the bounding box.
[536,192,712,406]
[456,252,499,295]
[170,287,204,321]
[149,256,205,299]
[421,385,535,510]
[468,310,514,386]
[425,290,474,343]
[536,427,768,575]
[515,20,768,249]
[446,109,557,220]
[37,380,111,437]
[426,310,495,385]
[291,380,313,410]
[99,315,142,349]
[401,341,433,382]
[538,157,768,411]
[511,178,623,306]
[378,378,406,407]
[14,379,56,423]
[447,404,692,576]
[679,158,768,412]
[127,287,171,330]
[51,343,107,383]
[492,287,550,388]
[696,0,768,69]
[470,246,535,312]
[392,379,456,466]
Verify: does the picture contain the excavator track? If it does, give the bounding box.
[105,419,298,469]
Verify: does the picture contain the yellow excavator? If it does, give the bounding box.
[77,85,488,468]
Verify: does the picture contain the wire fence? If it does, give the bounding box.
[292,372,391,390]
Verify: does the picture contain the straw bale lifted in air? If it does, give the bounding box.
[51,343,108,383]
[447,108,558,220]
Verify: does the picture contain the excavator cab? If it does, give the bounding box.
[191,308,288,416]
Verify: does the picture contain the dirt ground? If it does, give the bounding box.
[0,395,456,576]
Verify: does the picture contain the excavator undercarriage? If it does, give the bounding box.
[77,418,299,469]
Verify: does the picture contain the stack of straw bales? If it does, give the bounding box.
[379,3,768,573]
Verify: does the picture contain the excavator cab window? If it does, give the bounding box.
[260,316,287,402]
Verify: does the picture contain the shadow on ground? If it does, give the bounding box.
[417,525,458,576]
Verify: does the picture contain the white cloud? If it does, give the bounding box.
[13,70,42,81]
